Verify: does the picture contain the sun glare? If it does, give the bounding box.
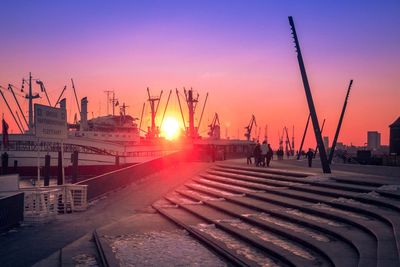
[162,117,180,140]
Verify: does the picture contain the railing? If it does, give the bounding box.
[77,150,189,200]
[0,192,24,233]
[20,184,88,223]
[22,187,61,223]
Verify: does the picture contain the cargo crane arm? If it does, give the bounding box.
[176,89,186,130]
[244,115,257,141]
[197,92,208,130]
[208,113,220,137]
[35,80,51,106]
[8,84,28,128]
[0,86,23,133]
[160,90,172,130]
[54,86,67,107]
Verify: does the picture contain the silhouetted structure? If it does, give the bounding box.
[367,131,381,150]
[289,16,331,173]
[328,80,353,163]
[390,117,400,155]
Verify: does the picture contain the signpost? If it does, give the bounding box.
[34,104,67,185]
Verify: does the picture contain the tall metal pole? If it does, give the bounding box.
[28,72,33,132]
[328,80,353,164]
[288,16,331,173]
[188,89,195,137]
[314,119,326,158]
[297,114,311,160]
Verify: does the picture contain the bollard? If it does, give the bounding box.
[44,154,51,186]
[1,152,9,175]
[71,151,78,183]
[115,155,120,166]
[13,160,18,174]
[57,151,63,185]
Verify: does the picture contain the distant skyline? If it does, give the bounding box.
[1,0,399,148]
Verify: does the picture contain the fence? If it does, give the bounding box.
[21,184,88,223]
[0,192,24,233]
[77,150,188,200]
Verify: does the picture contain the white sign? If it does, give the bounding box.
[34,104,67,139]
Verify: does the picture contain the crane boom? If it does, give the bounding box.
[71,79,81,114]
[176,89,186,129]
[36,80,51,106]
[160,90,172,129]
[8,84,28,128]
[55,86,67,107]
[0,88,23,133]
[197,92,208,129]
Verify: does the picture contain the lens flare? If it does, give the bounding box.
[162,117,180,140]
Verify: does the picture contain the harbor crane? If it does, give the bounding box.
[176,87,208,139]
[208,113,220,139]
[146,87,163,139]
[244,115,257,141]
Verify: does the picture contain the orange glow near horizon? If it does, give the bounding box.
[1,1,399,149]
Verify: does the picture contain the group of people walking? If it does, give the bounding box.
[247,141,273,167]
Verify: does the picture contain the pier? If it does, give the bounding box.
[1,153,400,266]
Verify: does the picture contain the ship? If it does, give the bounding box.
[0,73,176,177]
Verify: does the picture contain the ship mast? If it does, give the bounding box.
[26,72,39,133]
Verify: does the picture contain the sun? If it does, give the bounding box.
[161,117,180,140]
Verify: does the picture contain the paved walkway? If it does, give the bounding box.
[0,162,211,267]
[233,158,400,178]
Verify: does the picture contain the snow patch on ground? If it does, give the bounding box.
[378,185,400,191]
[105,230,226,267]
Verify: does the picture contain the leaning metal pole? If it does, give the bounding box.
[288,16,331,173]
[297,113,311,160]
[328,80,353,164]
[314,118,326,158]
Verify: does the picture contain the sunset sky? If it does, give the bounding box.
[0,0,399,148]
